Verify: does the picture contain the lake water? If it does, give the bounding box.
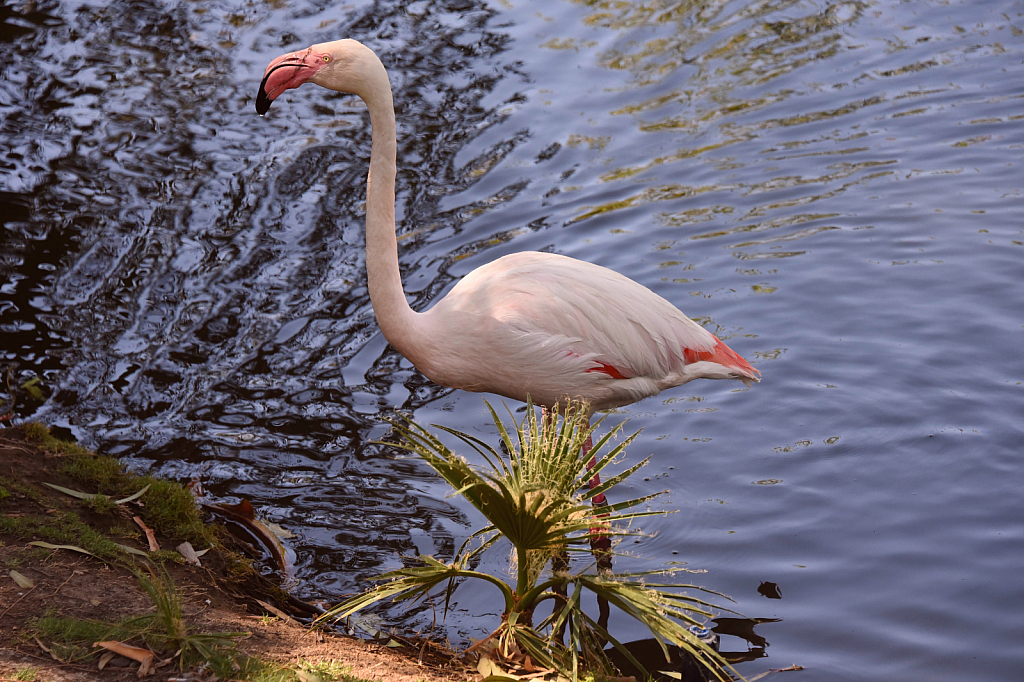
[2,0,1022,679]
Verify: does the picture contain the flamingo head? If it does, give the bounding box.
[256,39,383,115]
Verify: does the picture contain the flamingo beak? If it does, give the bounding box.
[256,50,320,116]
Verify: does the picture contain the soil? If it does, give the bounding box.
[0,425,472,682]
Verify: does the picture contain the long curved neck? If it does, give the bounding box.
[356,56,420,357]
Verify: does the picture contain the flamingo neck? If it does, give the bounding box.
[356,57,420,357]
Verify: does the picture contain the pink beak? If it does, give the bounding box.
[256,50,320,115]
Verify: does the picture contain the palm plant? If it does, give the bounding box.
[316,400,737,682]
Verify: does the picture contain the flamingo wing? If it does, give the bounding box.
[420,252,757,408]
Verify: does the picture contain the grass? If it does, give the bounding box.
[194,658,374,682]
[12,667,39,681]
[21,423,91,457]
[0,508,135,563]
[294,659,378,682]
[30,608,371,682]
[28,563,247,670]
[11,663,38,679]
[5,424,336,680]
[22,423,214,546]
[132,563,248,668]
[33,612,152,663]
[0,477,49,508]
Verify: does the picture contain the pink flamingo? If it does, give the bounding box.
[256,40,760,533]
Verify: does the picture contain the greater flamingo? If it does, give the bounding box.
[255,40,760,532]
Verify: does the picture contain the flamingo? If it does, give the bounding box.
[255,40,761,542]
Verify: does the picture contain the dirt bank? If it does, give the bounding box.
[0,424,469,682]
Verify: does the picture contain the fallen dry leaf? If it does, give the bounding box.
[207,499,292,578]
[255,598,300,626]
[133,515,160,552]
[34,637,62,662]
[115,484,151,505]
[9,569,34,589]
[27,541,96,557]
[176,542,202,567]
[115,543,149,557]
[267,522,296,539]
[94,641,156,678]
[43,482,96,500]
[747,665,805,682]
[98,651,116,670]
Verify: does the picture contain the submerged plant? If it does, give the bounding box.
[317,400,737,681]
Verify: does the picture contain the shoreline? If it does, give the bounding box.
[0,423,468,682]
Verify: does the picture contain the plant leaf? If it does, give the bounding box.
[114,543,150,557]
[114,484,151,505]
[21,376,44,400]
[28,541,97,557]
[93,641,156,676]
[9,569,34,588]
[43,482,97,500]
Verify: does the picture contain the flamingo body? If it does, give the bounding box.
[414,251,755,411]
[256,40,760,413]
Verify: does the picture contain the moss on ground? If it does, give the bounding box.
[0,507,134,563]
[21,422,92,457]
[0,477,49,508]
[23,423,213,546]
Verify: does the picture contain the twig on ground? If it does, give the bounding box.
[0,585,38,620]
[49,564,84,597]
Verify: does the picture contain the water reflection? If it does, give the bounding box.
[607,617,778,680]
[713,617,781,664]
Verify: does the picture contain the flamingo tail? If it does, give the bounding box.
[684,337,761,383]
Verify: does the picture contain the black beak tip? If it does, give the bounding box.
[256,68,274,116]
[256,87,272,116]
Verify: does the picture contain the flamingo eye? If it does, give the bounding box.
[322,55,331,63]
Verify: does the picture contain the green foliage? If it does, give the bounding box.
[55,449,123,485]
[19,423,211,545]
[134,563,187,642]
[0,476,49,507]
[31,612,156,663]
[47,433,212,545]
[206,656,377,682]
[132,563,247,668]
[30,564,247,671]
[318,400,737,682]
[136,477,212,545]
[294,659,374,682]
[86,493,117,515]
[0,509,134,563]
[12,666,39,681]
[23,422,91,457]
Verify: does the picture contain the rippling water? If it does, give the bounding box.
[2,0,1022,679]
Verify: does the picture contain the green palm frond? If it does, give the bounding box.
[321,398,740,682]
[569,573,735,681]
[385,398,661,558]
[315,556,515,625]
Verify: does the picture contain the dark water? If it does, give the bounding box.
[3,0,1023,678]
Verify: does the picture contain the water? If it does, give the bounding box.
[2,0,1023,678]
